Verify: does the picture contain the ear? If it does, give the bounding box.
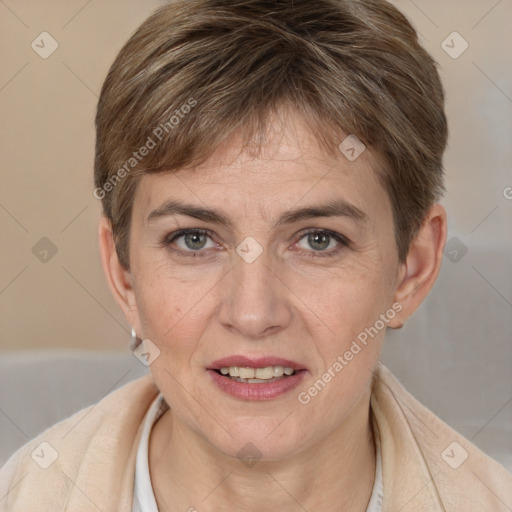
[387,203,447,328]
[98,216,140,334]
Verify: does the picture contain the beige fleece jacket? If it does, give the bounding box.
[1,362,511,511]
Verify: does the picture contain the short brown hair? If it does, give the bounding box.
[94,0,448,269]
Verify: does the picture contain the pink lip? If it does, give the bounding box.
[206,355,308,401]
[207,368,307,401]
[208,355,306,370]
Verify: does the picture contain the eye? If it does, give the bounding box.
[295,229,348,258]
[162,228,219,257]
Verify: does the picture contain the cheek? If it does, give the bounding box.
[291,258,393,337]
[133,266,208,353]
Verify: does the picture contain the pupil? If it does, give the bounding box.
[185,233,207,250]
[309,233,329,251]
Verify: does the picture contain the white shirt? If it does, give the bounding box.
[132,394,383,512]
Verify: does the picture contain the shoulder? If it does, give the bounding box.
[371,362,512,511]
[0,373,159,511]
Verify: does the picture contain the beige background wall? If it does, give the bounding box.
[1,0,164,351]
[1,0,511,465]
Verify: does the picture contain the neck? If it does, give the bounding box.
[150,387,376,512]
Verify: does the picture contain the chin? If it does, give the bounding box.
[204,417,309,463]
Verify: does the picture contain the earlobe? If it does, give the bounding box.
[98,217,138,327]
[387,204,447,329]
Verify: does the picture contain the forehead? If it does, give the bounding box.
[134,109,391,226]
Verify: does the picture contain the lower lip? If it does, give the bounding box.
[207,369,307,401]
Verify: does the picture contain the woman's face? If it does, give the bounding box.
[127,110,403,460]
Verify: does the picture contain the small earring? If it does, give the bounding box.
[130,327,142,350]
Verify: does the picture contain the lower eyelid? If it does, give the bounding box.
[295,240,347,258]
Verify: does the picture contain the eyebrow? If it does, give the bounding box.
[147,198,368,228]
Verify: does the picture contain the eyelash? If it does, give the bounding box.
[160,228,349,259]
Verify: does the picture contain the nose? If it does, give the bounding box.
[217,246,292,340]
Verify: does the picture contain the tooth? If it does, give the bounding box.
[238,367,255,379]
[273,366,284,377]
[220,365,297,380]
[255,366,274,379]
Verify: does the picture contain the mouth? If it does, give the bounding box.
[207,356,307,400]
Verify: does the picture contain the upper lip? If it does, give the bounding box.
[208,355,306,371]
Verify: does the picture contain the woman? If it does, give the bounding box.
[1,0,511,510]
